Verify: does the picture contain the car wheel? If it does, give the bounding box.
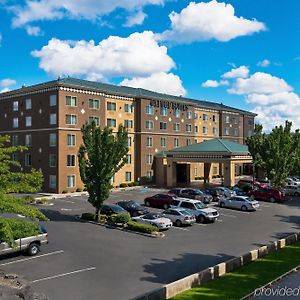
[197,215,205,223]
[175,219,182,227]
[241,205,247,212]
[27,243,40,256]
[270,197,276,203]
[220,202,225,208]
[145,201,150,207]
[163,203,169,209]
[295,192,299,197]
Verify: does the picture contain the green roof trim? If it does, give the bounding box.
[167,138,249,155]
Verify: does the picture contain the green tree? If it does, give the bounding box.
[78,122,129,220]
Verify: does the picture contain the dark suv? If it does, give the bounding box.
[248,187,285,203]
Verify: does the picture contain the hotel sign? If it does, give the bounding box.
[150,99,188,111]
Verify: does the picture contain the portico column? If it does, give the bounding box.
[223,161,235,187]
[204,162,212,183]
[166,160,176,187]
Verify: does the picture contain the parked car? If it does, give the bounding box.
[169,188,213,204]
[232,186,247,196]
[204,187,224,202]
[0,225,48,256]
[282,185,300,196]
[215,187,236,198]
[144,194,177,209]
[100,204,130,216]
[171,198,219,223]
[132,213,172,230]
[219,196,260,211]
[116,200,149,217]
[285,177,300,186]
[237,179,268,189]
[248,187,285,203]
[162,208,196,227]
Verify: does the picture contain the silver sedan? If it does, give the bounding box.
[218,196,259,211]
[132,213,173,230]
[162,208,196,226]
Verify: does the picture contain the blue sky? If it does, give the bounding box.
[0,0,299,130]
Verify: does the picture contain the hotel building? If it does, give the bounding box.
[0,77,255,193]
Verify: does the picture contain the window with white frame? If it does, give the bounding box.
[12,135,18,146]
[49,175,57,189]
[127,137,132,147]
[213,166,218,175]
[145,120,154,129]
[107,102,116,111]
[107,118,116,127]
[174,109,180,118]
[213,127,218,135]
[126,154,132,164]
[160,137,166,147]
[225,116,230,123]
[67,155,76,166]
[195,125,198,132]
[234,128,239,136]
[88,116,100,126]
[160,106,168,116]
[12,153,18,161]
[25,99,32,110]
[67,134,76,146]
[173,123,180,131]
[194,113,198,120]
[160,122,167,130]
[124,120,133,129]
[25,134,32,147]
[26,116,32,127]
[186,139,191,146]
[145,105,154,115]
[194,167,198,177]
[49,133,57,147]
[50,94,57,106]
[146,154,153,164]
[49,154,57,167]
[174,138,179,148]
[25,153,32,166]
[124,104,133,113]
[13,117,18,128]
[66,96,77,107]
[233,117,238,124]
[203,114,208,121]
[186,111,192,119]
[224,127,230,135]
[212,115,217,122]
[125,172,132,182]
[146,170,153,179]
[203,126,208,134]
[146,137,153,147]
[89,99,100,109]
[50,113,57,125]
[186,124,192,132]
[67,175,76,188]
[66,114,77,125]
[13,101,18,111]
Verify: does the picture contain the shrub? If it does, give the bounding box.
[62,190,68,194]
[133,181,139,186]
[76,188,83,192]
[119,183,128,188]
[110,213,131,224]
[99,214,108,222]
[81,213,95,221]
[109,184,114,189]
[127,221,157,234]
[83,187,87,191]
[128,182,134,187]
[22,195,35,204]
[36,197,48,205]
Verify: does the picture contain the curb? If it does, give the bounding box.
[241,264,300,300]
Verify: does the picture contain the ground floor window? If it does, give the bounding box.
[49,175,56,189]
[67,175,76,188]
[125,172,132,182]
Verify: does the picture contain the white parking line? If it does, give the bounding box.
[54,200,75,204]
[219,213,237,218]
[0,250,64,266]
[259,204,271,207]
[60,208,83,211]
[194,223,207,227]
[171,227,189,231]
[32,267,96,283]
[217,219,223,222]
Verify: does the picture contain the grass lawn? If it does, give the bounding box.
[172,242,300,300]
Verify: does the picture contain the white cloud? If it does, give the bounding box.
[124,10,147,27]
[228,72,292,95]
[159,1,266,43]
[31,31,175,79]
[222,65,249,79]
[0,78,16,87]
[11,0,163,30]
[121,72,186,96]
[0,87,10,93]
[26,25,42,36]
[201,79,228,88]
[257,59,270,67]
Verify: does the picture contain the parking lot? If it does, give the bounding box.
[1,187,300,300]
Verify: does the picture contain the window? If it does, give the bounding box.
[12,135,18,146]
[49,175,56,189]
[195,125,198,133]
[89,99,100,109]
[13,118,18,128]
[233,117,238,124]
[213,127,218,135]
[186,139,191,146]
[194,113,198,120]
[248,119,254,125]
[186,111,192,119]
[174,109,180,118]
[12,153,18,161]
[146,170,153,179]
[213,166,218,175]
[145,105,154,115]
[127,154,132,164]
[25,134,32,147]
[124,120,133,129]
[203,114,208,121]
[146,137,153,147]
[26,99,32,110]
[174,138,179,148]
[234,128,239,136]
[225,116,230,123]
[66,96,77,107]
[49,154,57,167]
[50,94,57,106]
[107,118,116,127]
[146,154,153,164]
[13,101,18,111]
[127,137,132,147]
[124,104,133,113]
[224,128,230,135]
[194,168,198,177]
[26,116,32,127]
[203,126,208,134]
[160,137,166,147]
[125,172,132,182]
[66,114,77,125]
[107,102,116,111]
[247,129,253,137]
[49,133,57,147]
[160,107,167,116]
[67,155,76,166]
[67,175,76,188]
[67,134,76,146]
[50,113,57,125]
[160,122,167,130]
[186,124,192,132]
[145,120,154,130]
[25,153,32,166]
[173,123,180,131]
[88,116,100,126]
[212,115,217,122]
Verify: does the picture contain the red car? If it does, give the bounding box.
[237,179,269,189]
[144,194,176,209]
[248,187,285,203]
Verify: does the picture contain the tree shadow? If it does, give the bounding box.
[274,214,300,230]
[140,252,233,284]
[39,208,81,222]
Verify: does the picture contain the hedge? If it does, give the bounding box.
[110,213,131,224]
[81,213,95,221]
[127,221,157,234]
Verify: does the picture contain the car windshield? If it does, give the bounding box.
[194,202,207,209]
[193,190,203,195]
[127,201,142,208]
[179,210,192,216]
[112,205,125,213]
[245,197,255,202]
[144,214,160,220]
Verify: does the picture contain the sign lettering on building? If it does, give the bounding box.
[150,99,188,111]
